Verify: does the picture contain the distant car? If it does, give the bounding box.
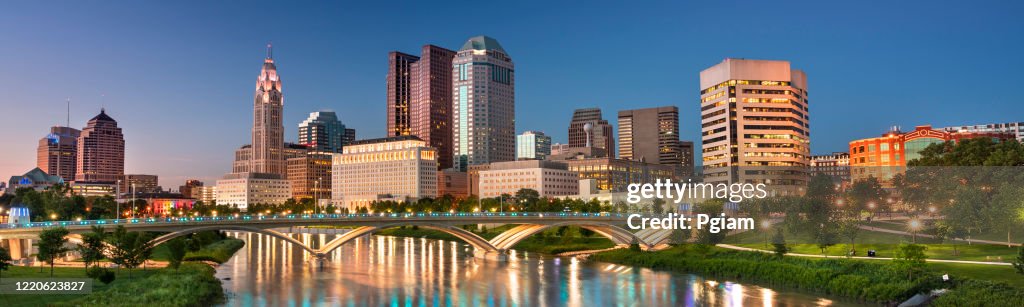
[598,212,610,216]
[563,207,571,212]
[867,250,877,257]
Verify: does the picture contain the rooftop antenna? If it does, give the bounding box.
[66,98,70,127]
[267,42,273,59]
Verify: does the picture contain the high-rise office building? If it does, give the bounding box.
[37,126,80,181]
[298,111,347,153]
[386,51,420,137]
[452,36,515,170]
[75,109,125,183]
[618,106,683,165]
[250,44,286,177]
[287,152,333,201]
[386,45,457,169]
[516,131,552,160]
[568,108,615,156]
[699,58,810,194]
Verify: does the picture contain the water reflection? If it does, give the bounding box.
[217,232,857,306]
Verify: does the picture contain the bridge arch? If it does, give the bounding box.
[148,225,318,255]
[317,223,498,256]
[489,222,642,250]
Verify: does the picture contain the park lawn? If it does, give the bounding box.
[864,220,1024,245]
[727,227,1019,262]
[926,262,1024,289]
[0,265,157,307]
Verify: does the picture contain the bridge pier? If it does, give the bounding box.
[309,253,328,269]
[473,249,508,261]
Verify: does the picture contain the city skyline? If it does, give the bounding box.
[2,1,1023,187]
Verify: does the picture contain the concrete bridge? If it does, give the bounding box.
[0,212,676,261]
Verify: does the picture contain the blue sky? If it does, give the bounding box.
[1,1,1022,188]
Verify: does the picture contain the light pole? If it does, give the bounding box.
[761,220,771,249]
[908,218,922,243]
[115,180,121,222]
[132,183,137,218]
[314,178,320,215]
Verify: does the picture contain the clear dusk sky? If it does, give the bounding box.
[1,1,1022,188]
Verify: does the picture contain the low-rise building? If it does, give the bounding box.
[192,185,217,203]
[437,169,469,199]
[479,160,579,198]
[70,181,116,197]
[811,152,850,184]
[6,168,64,193]
[216,172,291,211]
[118,174,160,194]
[332,136,437,209]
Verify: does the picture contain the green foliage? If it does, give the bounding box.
[86,266,116,284]
[771,228,788,258]
[37,226,71,277]
[0,246,11,280]
[1014,246,1024,275]
[181,239,244,263]
[931,279,1024,306]
[592,246,939,303]
[105,225,155,278]
[56,263,225,307]
[892,243,928,280]
[78,226,107,271]
[165,238,187,270]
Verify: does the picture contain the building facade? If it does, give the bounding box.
[452,36,515,170]
[810,152,850,184]
[6,168,64,193]
[117,174,159,194]
[516,131,552,160]
[216,172,291,210]
[75,109,125,183]
[699,58,810,195]
[411,45,457,170]
[386,51,420,137]
[437,168,469,199]
[249,44,286,177]
[940,122,1024,142]
[560,157,676,192]
[568,108,615,156]
[618,106,684,165]
[344,128,356,145]
[193,186,217,203]
[849,125,1014,184]
[478,160,579,198]
[70,181,116,197]
[331,136,437,209]
[179,179,203,199]
[37,126,80,181]
[287,152,333,201]
[298,111,347,153]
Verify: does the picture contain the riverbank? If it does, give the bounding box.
[3,236,244,307]
[589,245,1024,306]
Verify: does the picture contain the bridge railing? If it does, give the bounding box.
[0,212,635,230]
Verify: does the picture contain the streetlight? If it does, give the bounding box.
[116,179,121,222]
[908,218,922,243]
[761,220,771,248]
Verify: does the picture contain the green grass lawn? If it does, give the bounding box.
[0,264,157,307]
[151,238,245,263]
[926,262,1024,289]
[727,227,1019,262]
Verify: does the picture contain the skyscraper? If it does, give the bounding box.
[699,58,810,194]
[618,106,683,165]
[411,45,457,170]
[298,110,346,153]
[568,108,614,157]
[386,45,457,169]
[75,109,125,182]
[386,51,419,137]
[343,128,356,145]
[452,36,515,170]
[37,126,80,181]
[250,44,285,177]
[516,131,551,160]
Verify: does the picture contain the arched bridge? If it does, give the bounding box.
[0,212,676,261]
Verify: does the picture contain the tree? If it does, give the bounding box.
[0,246,11,281]
[814,224,839,256]
[1014,246,1024,275]
[106,225,154,278]
[165,238,187,271]
[77,226,107,272]
[892,243,928,280]
[37,227,71,277]
[514,188,540,207]
[651,198,665,215]
[771,228,788,258]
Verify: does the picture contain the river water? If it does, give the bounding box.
[215,232,857,306]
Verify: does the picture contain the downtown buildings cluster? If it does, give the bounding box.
[6,36,1023,214]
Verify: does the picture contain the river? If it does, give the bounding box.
[215,231,858,306]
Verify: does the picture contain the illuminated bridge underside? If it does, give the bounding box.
[0,214,677,261]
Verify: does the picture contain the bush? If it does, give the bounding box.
[56,263,224,306]
[97,269,116,284]
[932,279,1024,306]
